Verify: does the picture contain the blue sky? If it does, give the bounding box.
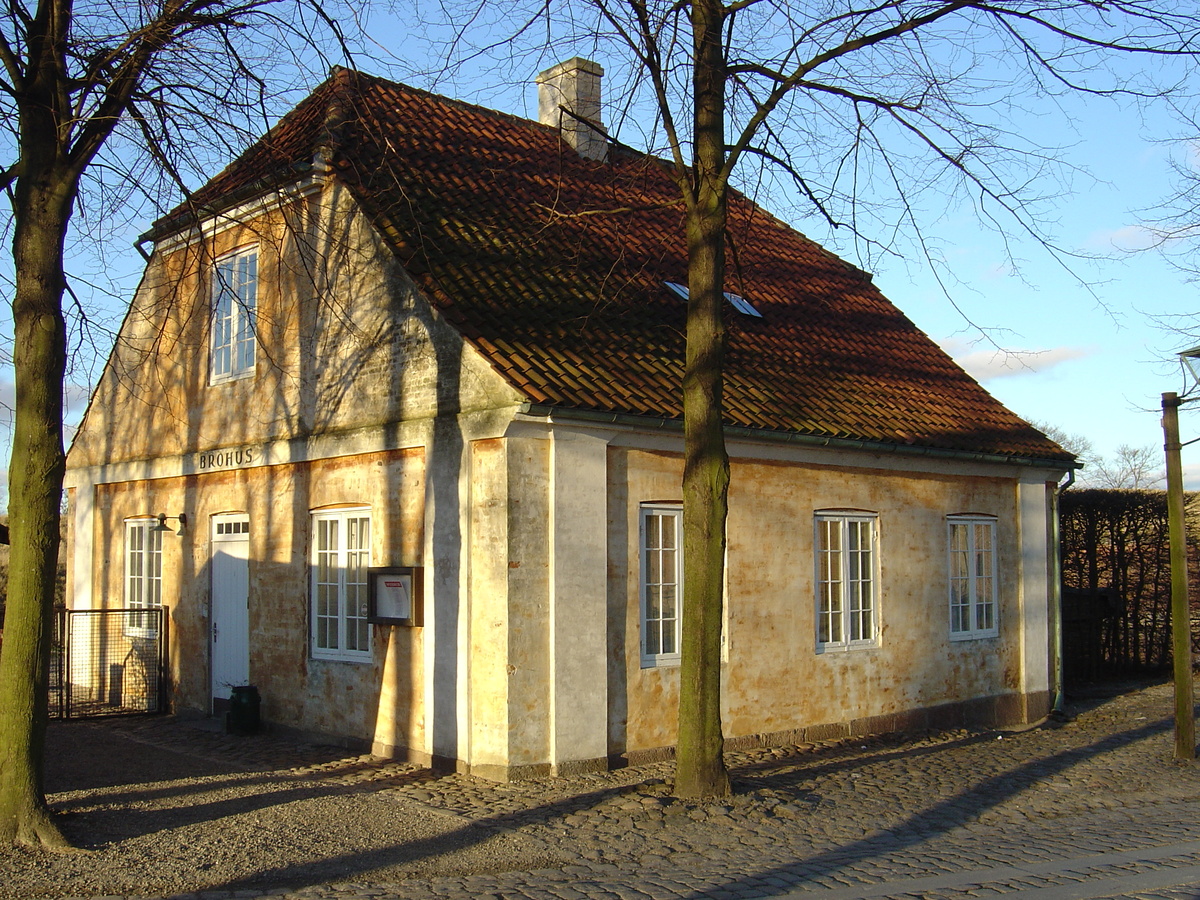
[366,13,1200,487]
[873,94,1199,487]
[36,12,1200,494]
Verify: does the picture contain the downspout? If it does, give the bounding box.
[1050,467,1076,718]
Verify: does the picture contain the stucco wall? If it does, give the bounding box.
[64,170,1059,777]
[85,449,427,750]
[608,446,1040,757]
[68,178,522,473]
[66,174,523,761]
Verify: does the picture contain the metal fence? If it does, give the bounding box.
[50,606,167,719]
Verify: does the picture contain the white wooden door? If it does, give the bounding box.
[211,514,250,711]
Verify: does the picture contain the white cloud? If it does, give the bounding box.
[940,338,1092,383]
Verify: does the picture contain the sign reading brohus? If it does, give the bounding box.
[197,446,257,471]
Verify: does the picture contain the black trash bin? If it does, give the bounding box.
[226,684,261,735]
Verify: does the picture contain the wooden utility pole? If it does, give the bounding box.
[1162,391,1196,761]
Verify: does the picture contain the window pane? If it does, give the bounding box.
[646,584,661,620]
[950,524,966,553]
[645,620,661,656]
[977,590,995,631]
[661,548,675,585]
[974,522,992,552]
[646,514,660,549]
[648,547,661,584]
[661,583,677,620]
[661,618,676,654]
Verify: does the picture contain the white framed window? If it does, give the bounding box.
[311,508,371,661]
[948,515,998,639]
[124,518,163,637]
[210,246,257,383]
[640,504,682,667]
[815,512,879,651]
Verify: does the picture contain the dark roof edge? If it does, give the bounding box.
[139,159,316,246]
[520,403,1078,471]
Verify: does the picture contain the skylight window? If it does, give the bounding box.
[663,281,764,318]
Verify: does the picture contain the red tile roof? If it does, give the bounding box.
[160,68,1073,465]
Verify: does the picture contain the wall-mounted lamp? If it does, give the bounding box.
[156,512,188,535]
[1180,344,1200,394]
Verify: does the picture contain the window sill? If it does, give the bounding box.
[949,631,1000,642]
[815,642,880,654]
[209,369,255,387]
[639,655,681,669]
[311,651,373,664]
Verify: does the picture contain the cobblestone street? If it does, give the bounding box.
[31,679,1200,900]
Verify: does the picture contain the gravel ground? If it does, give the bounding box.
[5,720,572,898]
[2,678,1195,899]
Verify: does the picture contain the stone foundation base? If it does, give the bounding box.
[293,690,1052,782]
[617,690,1051,768]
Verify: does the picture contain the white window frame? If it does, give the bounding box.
[210,246,258,384]
[124,518,163,637]
[947,515,999,640]
[814,511,879,652]
[310,508,372,662]
[640,504,683,668]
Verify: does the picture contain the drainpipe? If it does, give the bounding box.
[1050,467,1075,719]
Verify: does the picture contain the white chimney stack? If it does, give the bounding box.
[537,58,606,162]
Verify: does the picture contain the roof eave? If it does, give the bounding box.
[518,402,1078,472]
[138,158,317,246]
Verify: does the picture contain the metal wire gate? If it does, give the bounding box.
[49,606,168,719]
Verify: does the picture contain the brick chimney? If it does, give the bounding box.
[537,58,607,162]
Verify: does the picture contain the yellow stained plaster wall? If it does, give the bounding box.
[467,436,553,777]
[503,436,552,770]
[65,170,1056,774]
[68,179,522,473]
[88,448,426,749]
[468,438,511,768]
[68,176,523,758]
[609,446,1034,756]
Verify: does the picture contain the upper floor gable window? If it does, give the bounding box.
[210,247,257,383]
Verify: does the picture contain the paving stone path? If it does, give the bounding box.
[51,680,1200,900]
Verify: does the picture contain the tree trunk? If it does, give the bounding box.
[0,157,74,847]
[674,0,731,801]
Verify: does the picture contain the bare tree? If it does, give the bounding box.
[0,0,352,848]
[425,2,1200,799]
[1033,419,1098,471]
[1032,421,1161,488]
[1091,444,1164,490]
